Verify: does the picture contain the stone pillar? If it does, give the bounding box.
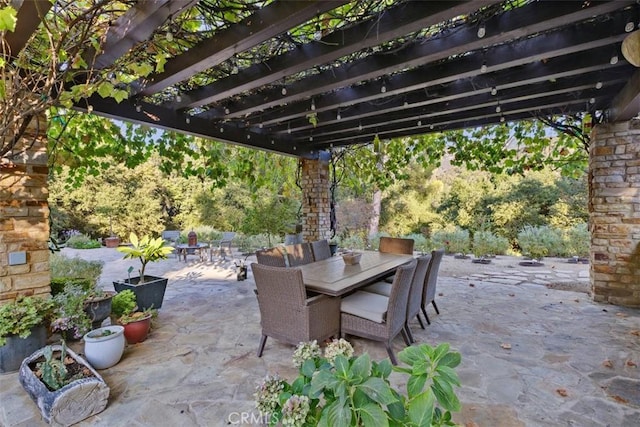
[589,119,640,307]
[0,116,51,303]
[300,156,331,242]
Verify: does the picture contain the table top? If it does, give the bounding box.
[175,243,209,249]
[298,251,414,297]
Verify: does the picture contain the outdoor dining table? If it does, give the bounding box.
[298,251,414,297]
[175,243,209,262]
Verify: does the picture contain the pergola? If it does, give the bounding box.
[11,0,640,157]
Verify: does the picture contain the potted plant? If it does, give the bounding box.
[19,342,109,425]
[111,290,153,344]
[50,284,93,341]
[83,325,125,369]
[0,296,55,373]
[113,233,174,310]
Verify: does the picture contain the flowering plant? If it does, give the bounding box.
[50,284,92,340]
[255,340,461,426]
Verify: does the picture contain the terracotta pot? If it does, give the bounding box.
[120,314,152,344]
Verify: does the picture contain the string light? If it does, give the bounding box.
[358,122,363,131]
[309,135,313,142]
[500,116,505,122]
[430,124,434,129]
[417,120,422,126]
[477,24,486,38]
[247,134,251,139]
[610,54,619,65]
[287,123,291,134]
[259,122,263,128]
[496,105,501,113]
[87,105,93,114]
[224,107,230,114]
[381,82,387,93]
[271,140,275,145]
[135,104,142,112]
[314,23,322,41]
[281,87,287,95]
[220,126,224,133]
[625,21,635,32]
[231,65,238,74]
[166,30,173,42]
[311,99,316,111]
[480,62,488,73]
[491,87,497,95]
[185,117,190,124]
[336,110,341,120]
[590,97,596,104]
[595,81,603,89]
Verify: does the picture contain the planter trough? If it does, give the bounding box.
[0,324,47,373]
[19,345,109,426]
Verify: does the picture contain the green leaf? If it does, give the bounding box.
[435,366,460,387]
[398,345,423,366]
[358,377,398,406]
[0,79,5,100]
[322,399,352,427]
[97,81,114,98]
[358,402,389,427]
[0,6,17,32]
[334,354,350,379]
[128,62,154,77]
[351,353,371,382]
[375,359,393,378]
[302,358,316,378]
[431,377,461,412]
[408,390,435,427]
[407,373,427,398]
[438,351,461,369]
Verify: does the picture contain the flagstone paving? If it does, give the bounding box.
[0,248,638,426]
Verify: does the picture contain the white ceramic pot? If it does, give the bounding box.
[83,325,125,369]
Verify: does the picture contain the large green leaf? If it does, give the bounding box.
[321,399,352,427]
[435,366,460,387]
[358,402,389,427]
[431,377,461,412]
[0,6,17,32]
[397,345,424,366]
[408,390,435,427]
[407,373,427,398]
[358,377,397,406]
[350,353,371,382]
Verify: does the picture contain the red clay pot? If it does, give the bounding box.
[120,313,152,344]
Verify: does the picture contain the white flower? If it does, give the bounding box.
[281,395,310,426]
[254,374,284,414]
[324,338,354,363]
[292,340,321,368]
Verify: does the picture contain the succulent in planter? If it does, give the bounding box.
[0,296,55,347]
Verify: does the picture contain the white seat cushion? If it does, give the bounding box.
[362,281,392,297]
[341,291,388,323]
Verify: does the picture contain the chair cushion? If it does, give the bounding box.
[362,281,392,297]
[341,291,388,323]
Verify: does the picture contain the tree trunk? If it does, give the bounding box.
[368,189,382,238]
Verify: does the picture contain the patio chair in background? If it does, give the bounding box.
[340,259,417,365]
[363,255,431,343]
[211,231,236,260]
[255,247,287,267]
[251,263,340,357]
[311,239,332,261]
[422,249,445,324]
[161,230,181,258]
[285,242,314,266]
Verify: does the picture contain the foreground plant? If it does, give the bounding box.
[255,340,461,426]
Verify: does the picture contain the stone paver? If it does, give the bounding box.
[0,249,638,426]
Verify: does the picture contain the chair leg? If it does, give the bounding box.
[416,313,426,330]
[432,300,440,315]
[403,323,414,345]
[421,307,431,325]
[386,344,398,365]
[257,334,268,357]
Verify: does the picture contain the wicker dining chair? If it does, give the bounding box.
[363,255,431,343]
[251,263,340,357]
[255,247,287,267]
[422,249,445,324]
[311,239,332,261]
[284,243,314,266]
[340,259,417,365]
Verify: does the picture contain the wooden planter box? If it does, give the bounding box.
[19,345,109,426]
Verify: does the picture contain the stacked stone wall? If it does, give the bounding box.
[0,117,51,303]
[300,158,331,242]
[589,119,640,307]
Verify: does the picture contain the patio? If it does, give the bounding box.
[1,247,638,426]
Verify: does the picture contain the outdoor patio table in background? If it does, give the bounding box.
[299,251,413,296]
[175,243,209,262]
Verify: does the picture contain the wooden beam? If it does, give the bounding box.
[210,0,634,120]
[609,69,640,121]
[139,1,348,95]
[4,0,51,56]
[174,1,498,109]
[93,0,198,69]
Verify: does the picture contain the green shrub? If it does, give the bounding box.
[563,222,590,257]
[65,234,101,249]
[49,253,103,289]
[472,231,510,257]
[517,225,563,260]
[0,296,55,346]
[235,233,282,252]
[367,232,390,251]
[49,278,93,296]
[433,227,470,255]
[404,233,431,253]
[340,233,366,250]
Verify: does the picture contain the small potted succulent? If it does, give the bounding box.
[113,233,174,310]
[0,296,55,373]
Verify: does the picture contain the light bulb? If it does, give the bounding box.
[220,127,224,133]
[271,140,275,145]
[430,124,434,129]
[135,105,142,112]
[610,54,619,65]
[417,120,422,126]
[480,62,488,73]
[288,125,291,134]
[311,100,315,111]
[358,123,363,131]
[491,87,497,95]
[336,111,341,120]
[590,97,596,104]
[625,21,635,32]
[595,81,603,89]
[185,117,190,124]
[477,24,486,38]
[87,105,93,113]
[224,107,230,114]
[500,116,505,122]
[259,122,263,128]
[247,134,251,139]
[381,83,387,93]
[309,135,313,141]
[496,105,501,113]
[176,95,181,102]
[231,65,238,74]
[281,87,287,95]
[166,31,173,42]
[404,101,408,106]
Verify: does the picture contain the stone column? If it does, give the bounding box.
[300,156,332,242]
[589,119,640,307]
[0,115,51,302]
